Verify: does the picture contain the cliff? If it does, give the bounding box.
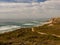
[48,17,60,24]
[41,17,60,26]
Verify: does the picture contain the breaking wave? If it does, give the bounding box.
[0,18,49,33]
[23,23,36,26]
[0,25,21,33]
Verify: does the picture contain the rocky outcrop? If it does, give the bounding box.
[45,17,60,26]
[49,17,60,24]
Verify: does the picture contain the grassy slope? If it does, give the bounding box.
[0,20,60,45]
[33,23,60,35]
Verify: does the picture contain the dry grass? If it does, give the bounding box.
[0,18,60,45]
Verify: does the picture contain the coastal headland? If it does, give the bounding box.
[0,17,60,45]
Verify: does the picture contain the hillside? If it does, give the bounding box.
[0,18,60,45]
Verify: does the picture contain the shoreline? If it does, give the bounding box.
[0,20,51,34]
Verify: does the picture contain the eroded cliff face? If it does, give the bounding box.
[49,17,60,24]
[44,17,60,26]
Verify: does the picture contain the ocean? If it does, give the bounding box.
[0,18,49,33]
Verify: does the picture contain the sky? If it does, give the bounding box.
[0,0,60,19]
[0,0,46,2]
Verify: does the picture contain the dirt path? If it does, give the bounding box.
[32,28,60,38]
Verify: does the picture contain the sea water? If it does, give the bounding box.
[0,18,49,33]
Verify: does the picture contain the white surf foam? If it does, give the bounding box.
[23,23,36,26]
[0,25,21,33]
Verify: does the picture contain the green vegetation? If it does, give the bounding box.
[0,27,60,45]
[0,18,60,45]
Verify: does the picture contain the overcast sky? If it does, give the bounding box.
[0,0,60,19]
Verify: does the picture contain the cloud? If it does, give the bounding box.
[39,0,60,17]
[0,3,33,19]
[0,0,60,19]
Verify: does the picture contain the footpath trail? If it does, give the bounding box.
[32,28,60,38]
